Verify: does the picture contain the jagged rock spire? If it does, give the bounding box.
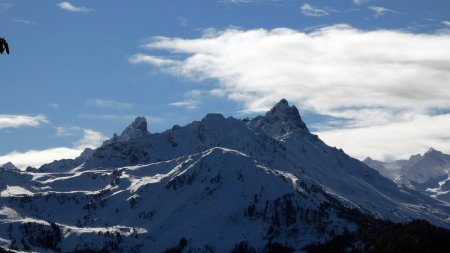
[265,99,308,129]
[249,99,309,138]
[119,116,148,141]
[125,116,148,134]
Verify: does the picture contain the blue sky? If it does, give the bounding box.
[0,0,450,168]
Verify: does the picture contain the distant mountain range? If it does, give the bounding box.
[364,148,450,202]
[1,99,450,252]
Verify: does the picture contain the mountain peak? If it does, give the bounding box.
[425,147,442,156]
[77,148,94,161]
[266,99,306,126]
[268,98,291,113]
[1,162,17,170]
[128,116,148,133]
[201,113,225,122]
[249,99,308,138]
[363,157,375,163]
[111,116,149,143]
[272,98,289,107]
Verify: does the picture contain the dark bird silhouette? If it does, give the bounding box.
[0,37,10,54]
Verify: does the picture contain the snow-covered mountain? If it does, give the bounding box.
[364,148,450,202]
[362,157,402,180]
[364,148,450,183]
[1,99,450,252]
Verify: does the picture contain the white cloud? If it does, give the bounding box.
[131,25,450,160]
[88,99,133,109]
[0,128,106,169]
[210,88,228,97]
[318,114,450,161]
[301,3,329,17]
[74,129,107,149]
[13,18,37,25]
[442,21,450,27]
[57,2,91,13]
[129,53,178,67]
[368,6,397,17]
[55,127,106,148]
[169,100,199,110]
[0,115,48,130]
[0,148,84,169]
[169,89,204,110]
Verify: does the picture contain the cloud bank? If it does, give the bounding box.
[0,129,106,169]
[131,25,450,160]
[0,148,84,170]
